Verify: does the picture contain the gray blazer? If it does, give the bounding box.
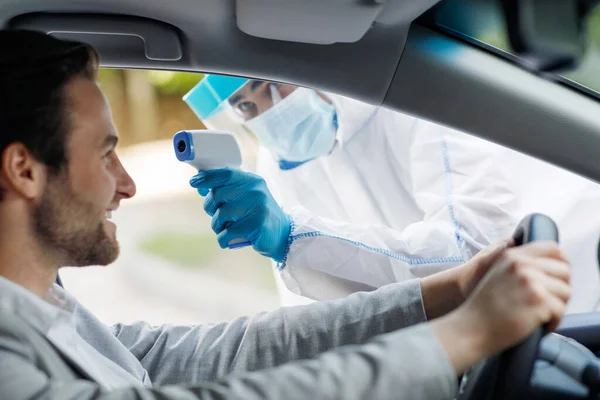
[0,279,457,399]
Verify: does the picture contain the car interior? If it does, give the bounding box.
[3,0,600,398]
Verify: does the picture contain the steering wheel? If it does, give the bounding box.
[457,213,559,400]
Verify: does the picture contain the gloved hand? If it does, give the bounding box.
[189,168,291,261]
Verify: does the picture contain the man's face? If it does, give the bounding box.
[228,80,297,121]
[32,76,136,267]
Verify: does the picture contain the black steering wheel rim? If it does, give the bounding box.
[457,213,559,400]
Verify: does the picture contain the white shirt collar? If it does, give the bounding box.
[0,276,74,336]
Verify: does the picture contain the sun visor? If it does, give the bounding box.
[236,0,389,44]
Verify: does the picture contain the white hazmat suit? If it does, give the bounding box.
[257,94,518,304]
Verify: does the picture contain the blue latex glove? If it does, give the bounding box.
[189,168,292,262]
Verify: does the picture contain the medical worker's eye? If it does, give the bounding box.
[237,101,256,114]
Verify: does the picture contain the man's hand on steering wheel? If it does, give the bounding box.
[431,241,571,375]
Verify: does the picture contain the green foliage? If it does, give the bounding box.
[587,5,600,47]
[146,71,204,96]
[98,68,117,81]
[139,231,218,268]
[138,230,277,291]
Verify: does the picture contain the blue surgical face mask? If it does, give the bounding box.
[244,86,337,164]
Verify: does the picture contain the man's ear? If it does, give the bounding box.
[0,143,47,200]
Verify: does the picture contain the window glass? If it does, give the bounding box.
[433,0,600,95]
[60,68,600,322]
[60,70,278,325]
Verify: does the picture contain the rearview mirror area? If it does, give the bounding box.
[430,0,600,74]
[502,0,599,73]
[428,0,600,93]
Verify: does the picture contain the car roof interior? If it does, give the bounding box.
[3,0,600,184]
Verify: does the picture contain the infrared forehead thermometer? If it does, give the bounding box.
[173,130,250,250]
[173,130,243,170]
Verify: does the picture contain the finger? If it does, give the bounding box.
[211,207,229,235]
[216,213,261,249]
[468,243,510,287]
[203,184,248,216]
[203,179,261,217]
[526,268,571,303]
[189,169,230,189]
[211,201,254,234]
[505,236,516,248]
[476,239,510,260]
[216,227,240,249]
[540,290,568,333]
[189,173,211,196]
[204,190,222,217]
[510,241,567,262]
[496,236,513,248]
[190,168,248,190]
[478,241,509,266]
[512,256,571,284]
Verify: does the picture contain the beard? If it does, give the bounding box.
[32,172,119,267]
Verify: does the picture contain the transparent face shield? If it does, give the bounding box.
[184,75,338,170]
[183,75,260,171]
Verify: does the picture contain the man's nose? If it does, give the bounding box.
[114,157,136,199]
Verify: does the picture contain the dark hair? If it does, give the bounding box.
[0,30,99,189]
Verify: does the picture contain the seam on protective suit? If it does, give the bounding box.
[276,127,467,272]
[276,231,464,271]
[440,138,466,262]
[276,216,296,269]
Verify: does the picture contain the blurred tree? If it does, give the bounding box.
[147,71,203,96]
[124,70,161,144]
[589,4,600,45]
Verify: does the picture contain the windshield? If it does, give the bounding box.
[431,0,600,97]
